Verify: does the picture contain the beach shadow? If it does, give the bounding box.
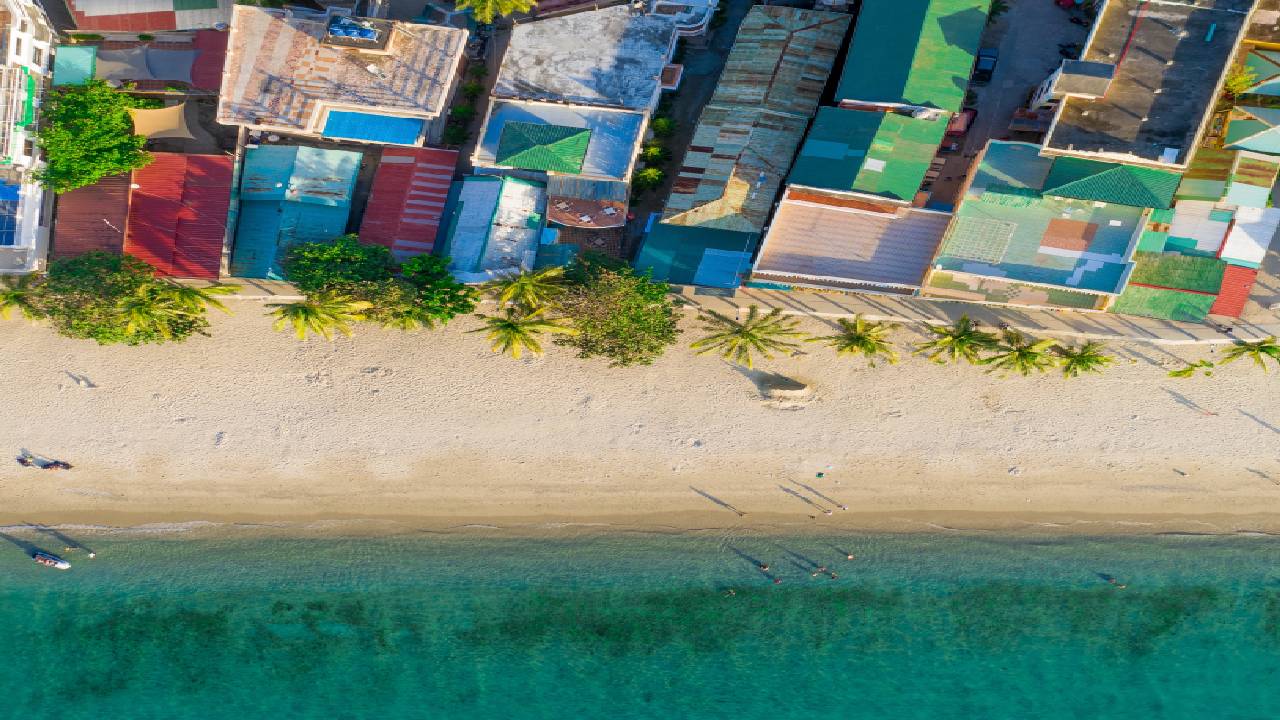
[63,371,96,389]
[1238,410,1280,435]
[1162,389,1218,416]
[0,531,39,557]
[779,485,830,514]
[23,523,94,555]
[778,546,820,570]
[690,486,746,517]
[728,365,813,401]
[789,479,848,510]
[1246,468,1280,486]
[728,546,780,583]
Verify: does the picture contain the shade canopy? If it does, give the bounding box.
[129,103,195,140]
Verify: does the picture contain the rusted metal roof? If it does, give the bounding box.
[52,173,131,259]
[124,152,233,279]
[359,147,457,261]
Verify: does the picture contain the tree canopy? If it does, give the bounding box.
[36,80,152,193]
[555,262,681,367]
[455,0,535,23]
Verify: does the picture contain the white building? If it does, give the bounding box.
[0,0,53,273]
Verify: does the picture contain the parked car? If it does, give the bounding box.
[946,108,978,137]
[971,48,999,85]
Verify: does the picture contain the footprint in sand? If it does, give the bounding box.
[214,432,226,448]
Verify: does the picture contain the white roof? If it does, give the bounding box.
[1221,205,1280,266]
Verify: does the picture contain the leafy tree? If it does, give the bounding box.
[807,314,898,367]
[691,305,805,369]
[1219,336,1280,372]
[914,315,998,365]
[981,330,1058,376]
[650,117,676,138]
[461,81,485,100]
[36,80,152,193]
[267,294,371,340]
[470,307,577,359]
[555,264,681,367]
[1224,65,1259,98]
[987,0,1008,24]
[640,142,668,164]
[400,254,478,322]
[443,125,470,146]
[450,104,477,123]
[468,64,489,79]
[34,252,210,344]
[633,167,665,191]
[1055,341,1113,378]
[455,0,535,24]
[1168,359,1215,378]
[283,235,394,293]
[485,266,566,310]
[0,275,43,321]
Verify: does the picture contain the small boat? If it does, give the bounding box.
[33,551,70,570]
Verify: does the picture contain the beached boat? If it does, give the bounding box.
[33,551,70,570]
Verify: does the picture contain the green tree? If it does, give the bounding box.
[1224,64,1259,98]
[450,104,477,123]
[555,264,681,367]
[470,307,577,359]
[485,266,566,310]
[34,252,211,344]
[650,117,676,138]
[461,81,485,100]
[633,167,665,191]
[160,282,240,315]
[36,80,152,193]
[267,294,372,340]
[691,305,805,369]
[806,314,898,367]
[0,275,43,321]
[1219,336,1280,372]
[1168,359,1215,378]
[400,254,478,322]
[914,315,998,365]
[987,0,1008,24]
[283,235,394,293]
[456,0,536,23]
[1054,341,1113,378]
[640,142,668,164]
[981,330,1058,376]
[443,125,470,146]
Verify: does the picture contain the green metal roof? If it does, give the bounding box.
[495,122,591,173]
[1128,251,1225,294]
[1110,284,1216,323]
[1041,157,1180,209]
[788,107,947,201]
[834,0,986,112]
[1225,106,1280,155]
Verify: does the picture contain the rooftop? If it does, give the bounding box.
[442,176,547,283]
[1247,0,1280,44]
[834,0,986,112]
[659,6,849,232]
[1040,157,1180,209]
[124,152,233,280]
[1043,0,1250,167]
[474,100,644,180]
[65,0,232,31]
[358,146,457,261]
[752,191,950,290]
[546,176,628,229]
[493,5,677,110]
[1175,147,1280,208]
[217,7,466,135]
[788,107,947,203]
[52,173,130,259]
[932,141,1147,296]
[1224,105,1280,154]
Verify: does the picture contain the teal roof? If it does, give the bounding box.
[633,223,758,286]
[1041,157,1180,209]
[52,45,96,87]
[495,122,591,173]
[834,0,987,112]
[1225,106,1280,154]
[788,107,947,202]
[1242,48,1280,96]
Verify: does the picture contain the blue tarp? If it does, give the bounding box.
[52,46,96,87]
[322,111,425,146]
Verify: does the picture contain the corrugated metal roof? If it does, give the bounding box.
[52,174,131,259]
[753,196,948,288]
[359,146,457,260]
[835,0,986,111]
[789,107,946,202]
[190,29,227,93]
[67,0,232,32]
[1041,157,1180,209]
[1209,264,1258,317]
[124,152,233,279]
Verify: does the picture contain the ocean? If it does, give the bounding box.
[2,527,1278,718]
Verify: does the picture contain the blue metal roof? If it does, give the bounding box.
[322,111,425,146]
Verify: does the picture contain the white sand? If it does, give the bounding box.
[1,306,1278,533]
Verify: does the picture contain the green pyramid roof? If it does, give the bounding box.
[495,122,592,174]
[1041,157,1180,209]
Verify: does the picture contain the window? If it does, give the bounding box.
[31,47,41,66]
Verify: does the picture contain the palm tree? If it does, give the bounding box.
[470,307,577,359]
[806,314,899,367]
[455,0,536,24]
[1168,359,1215,378]
[0,275,42,321]
[379,302,439,332]
[158,281,241,315]
[485,266,565,311]
[914,315,998,365]
[691,305,805,369]
[1055,341,1114,378]
[266,294,371,340]
[981,330,1059,376]
[117,284,189,339]
[1219,336,1280,372]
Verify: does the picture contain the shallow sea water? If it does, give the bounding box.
[2,529,1278,718]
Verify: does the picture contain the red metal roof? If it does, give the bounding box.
[359,147,458,261]
[67,4,179,32]
[124,152,233,279]
[1209,264,1259,318]
[52,174,132,259]
[190,30,228,93]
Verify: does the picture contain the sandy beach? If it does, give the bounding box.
[1,304,1278,534]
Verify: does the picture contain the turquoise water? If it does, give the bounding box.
[3,529,1279,718]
